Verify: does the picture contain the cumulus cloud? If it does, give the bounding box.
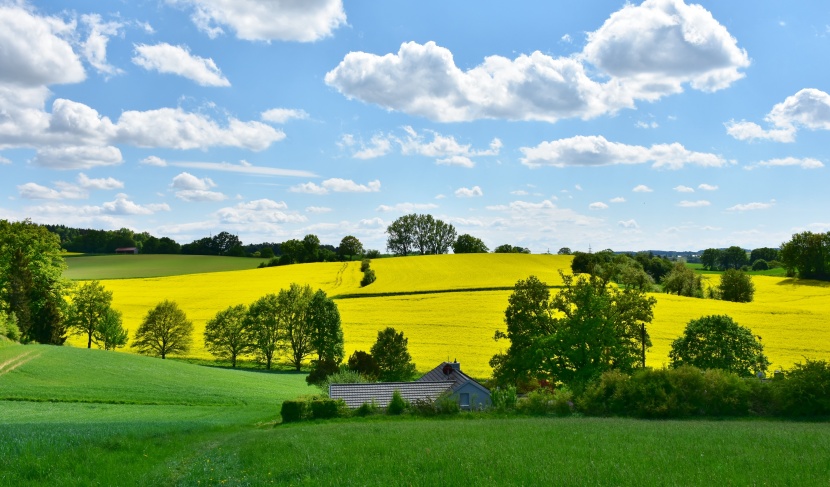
[31,145,123,170]
[455,186,483,198]
[376,202,439,213]
[141,156,167,166]
[674,185,694,192]
[261,108,309,124]
[520,135,726,170]
[678,200,710,207]
[589,202,609,210]
[133,43,230,87]
[102,194,170,215]
[619,219,639,229]
[77,173,124,190]
[291,178,381,194]
[698,183,718,191]
[633,185,653,193]
[610,197,626,203]
[745,157,824,170]
[727,200,776,212]
[81,14,124,77]
[214,199,306,224]
[0,155,10,164]
[726,88,830,142]
[326,1,748,123]
[18,182,84,200]
[171,172,227,202]
[305,206,332,213]
[169,0,346,42]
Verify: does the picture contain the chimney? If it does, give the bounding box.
[449,360,460,371]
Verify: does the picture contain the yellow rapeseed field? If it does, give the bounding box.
[69,256,830,379]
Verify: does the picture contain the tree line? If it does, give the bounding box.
[385,213,529,256]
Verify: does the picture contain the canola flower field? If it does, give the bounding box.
[67,254,830,378]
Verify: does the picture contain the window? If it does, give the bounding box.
[460,393,470,408]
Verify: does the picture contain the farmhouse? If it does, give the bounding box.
[115,247,138,254]
[330,361,491,410]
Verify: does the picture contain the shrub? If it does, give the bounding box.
[306,358,341,386]
[280,400,309,423]
[578,370,630,416]
[387,389,408,415]
[0,311,20,341]
[669,315,769,377]
[355,400,380,417]
[360,269,376,287]
[552,387,574,417]
[360,259,371,272]
[700,368,751,416]
[718,269,755,302]
[410,398,438,417]
[777,359,830,416]
[490,386,518,412]
[751,259,769,271]
[311,398,345,420]
[318,368,370,396]
[435,393,460,415]
[518,388,555,415]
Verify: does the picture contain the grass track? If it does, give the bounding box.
[63,254,269,280]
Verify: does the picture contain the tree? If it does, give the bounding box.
[278,283,315,371]
[452,234,489,254]
[386,214,456,256]
[204,304,251,367]
[721,246,749,270]
[67,280,113,349]
[557,247,572,255]
[280,239,304,264]
[386,214,417,256]
[348,350,380,380]
[338,235,363,261]
[93,309,128,350]
[718,269,755,303]
[491,273,655,391]
[669,315,769,377]
[494,244,530,254]
[307,290,344,365]
[700,248,723,271]
[780,231,830,280]
[247,294,282,369]
[750,247,779,265]
[132,300,193,359]
[301,234,320,263]
[370,327,416,382]
[0,219,69,344]
[662,262,704,298]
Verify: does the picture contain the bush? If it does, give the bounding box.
[700,368,751,416]
[751,259,769,271]
[518,388,555,415]
[718,269,755,302]
[578,370,630,416]
[624,368,698,418]
[410,398,438,417]
[387,389,408,415]
[552,387,574,417]
[360,269,376,287]
[360,259,371,272]
[491,386,518,412]
[310,398,345,419]
[306,358,341,386]
[435,393,461,415]
[777,359,830,416]
[280,400,309,423]
[669,315,769,377]
[355,400,380,417]
[318,368,370,396]
[0,311,20,341]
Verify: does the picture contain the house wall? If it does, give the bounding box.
[454,382,491,410]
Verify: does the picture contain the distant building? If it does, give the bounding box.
[330,361,491,410]
[115,247,138,254]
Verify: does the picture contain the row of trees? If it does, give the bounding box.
[780,231,830,280]
[699,246,780,271]
[386,214,458,256]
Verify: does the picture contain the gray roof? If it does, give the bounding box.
[329,381,454,408]
[418,362,490,395]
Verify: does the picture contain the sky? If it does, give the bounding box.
[1,0,829,253]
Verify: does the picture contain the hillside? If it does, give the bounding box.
[63,254,270,280]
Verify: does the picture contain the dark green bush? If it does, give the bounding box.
[700,369,751,416]
[310,398,344,419]
[387,389,407,415]
[360,269,376,287]
[751,259,769,271]
[280,400,309,423]
[518,388,555,415]
[411,398,438,417]
[435,393,460,415]
[491,386,518,412]
[578,370,630,416]
[360,259,371,272]
[777,359,830,416]
[355,400,379,417]
[552,387,574,417]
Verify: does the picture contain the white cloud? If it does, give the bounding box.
[0,156,11,164]
[31,145,123,170]
[455,186,483,198]
[674,185,694,192]
[344,134,393,160]
[81,14,124,77]
[636,121,659,129]
[589,202,609,210]
[610,197,626,203]
[698,183,718,191]
[169,0,347,42]
[326,1,747,123]
[520,135,727,169]
[18,182,84,200]
[102,194,170,215]
[77,173,123,190]
[727,88,830,142]
[172,172,216,191]
[291,178,381,194]
[727,200,776,212]
[511,190,529,196]
[678,200,711,208]
[438,156,475,168]
[618,219,639,229]
[170,160,314,177]
[305,206,332,213]
[0,5,85,86]
[214,199,306,225]
[261,108,309,124]
[745,157,824,170]
[141,156,167,166]
[633,185,653,193]
[376,202,439,213]
[133,43,230,87]
[175,190,227,202]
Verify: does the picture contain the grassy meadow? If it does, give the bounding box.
[2,343,830,485]
[63,254,269,280]
[62,253,830,378]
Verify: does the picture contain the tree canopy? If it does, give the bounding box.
[204,304,251,367]
[452,234,489,254]
[371,327,417,382]
[669,315,769,377]
[67,280,113,349]
[338,235,363,261]
[386,214,456,256]
[780,231,830,280]
[717,269,755,303]
[132,300,193,359]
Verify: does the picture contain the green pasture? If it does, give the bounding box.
[687,262,788,277]
[63,254,269,280]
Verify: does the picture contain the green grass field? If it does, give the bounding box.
[2,343,829,485]
[63,254,269,280]
[687,262,788,277]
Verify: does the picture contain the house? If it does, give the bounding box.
[115,247,138,254]
[329,361,491,410]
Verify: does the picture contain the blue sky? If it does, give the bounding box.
[1,0,828,252]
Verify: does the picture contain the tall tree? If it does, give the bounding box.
[669,315,769,377]
[780,231,830,280]
[453,234,489,254]
[302,234,320,263]
[0,219,68,344]
[371,327,416,382]
[247,294,282,369]
[428,219,457,254]
[662,262,704,298]
[718,269,755,303]
[67,280,113,349]
[132,300,193,359]
[338,235,363,261]
[204,304,251,367]
[93,308,128,350]
[280,239,304,264]
[700,248,723,271]
[307,289,344,364]
[386,214,417,256]
[750,247,779,265]
[277,283,315,371]
[720,246,749,270]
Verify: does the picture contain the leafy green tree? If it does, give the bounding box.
[721,246,749,270]
[93,309,128,350]
[204,304,251,367]
[67,280,113,349]
[491,273,655,391]
[348,350,380,379]
[386,214,456,256]
[669,315,769,377]
[132,300,193,359]
[0,310,20,341]
[247,294,282,369]
[452,234,489,254]
[280,239,304,264]
[260,246,275,259]
[751,259,769,271]
[338,235,363,261]
[662,262,704,298]
[371,327,417,382]
[750,247,779,265]
[494,244,530,254]
[700,248,723,271]
[780,231,830,280]
[557,247,572,255]
[277,284,315,370]
[307,290,344,365]
[386,214,417,256]
[0,219,69,344]
[718,269,755,302]
[302,234,321,263]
